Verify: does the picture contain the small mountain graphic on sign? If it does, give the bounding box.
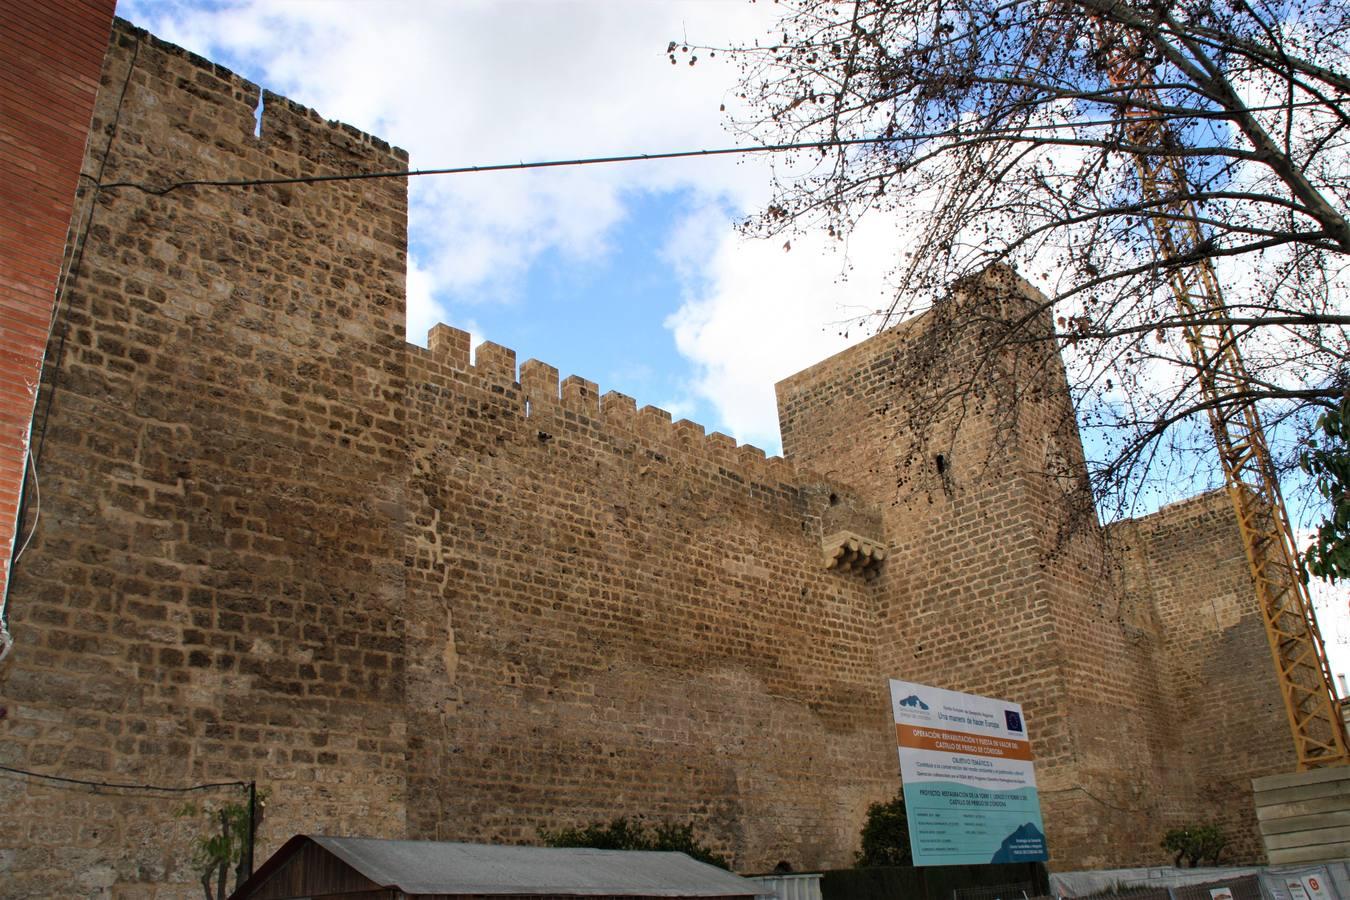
[898,695,929,710]
[990,822,1047,863]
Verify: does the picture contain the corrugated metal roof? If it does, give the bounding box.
[308,835,763,897]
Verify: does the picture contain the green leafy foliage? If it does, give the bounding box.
[1301,394,1350,584]
[177,789,267,900]
[855,791,912,867]
[1160,824,1227,868]
[541,817,729,870]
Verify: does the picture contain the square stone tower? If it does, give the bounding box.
[776,268,1293,866]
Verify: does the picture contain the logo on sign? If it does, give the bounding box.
[1005,710,1024,733]
[898,695,930,711]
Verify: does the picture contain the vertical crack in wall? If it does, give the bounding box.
[443,608,458,685]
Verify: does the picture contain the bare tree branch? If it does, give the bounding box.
[699,0,1350,519]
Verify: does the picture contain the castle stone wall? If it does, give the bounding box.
[0,19,1303,897]
[0,21,898,894]
[776,272,1290,868]
[398,330,898,867]
[1,20,411,894]
[1109,492,1295,862]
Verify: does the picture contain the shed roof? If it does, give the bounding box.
[235,835,763,899]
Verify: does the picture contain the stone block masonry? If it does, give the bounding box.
[0,18,1300,896]
[400,326,896,863]
[777,271,1294,868]
[1109,492,1295,863]
[1,19,411,895]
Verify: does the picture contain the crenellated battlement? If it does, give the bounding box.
[110,19,801,494]
[417,322,801,489]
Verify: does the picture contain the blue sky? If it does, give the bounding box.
[115,0,1347,669]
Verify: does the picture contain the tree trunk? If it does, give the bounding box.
[217,809,231,900]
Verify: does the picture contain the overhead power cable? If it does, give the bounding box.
[87,135,912,195]
[0,763,248,794]
[81,97,1327,198]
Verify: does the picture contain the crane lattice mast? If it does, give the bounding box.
[1094,20,1348,769]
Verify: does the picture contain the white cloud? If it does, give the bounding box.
[404,257,442,344]
[121,0,779,343]
[409,258,486,353]
[1312,575,1350,686]
[665,210,906,451]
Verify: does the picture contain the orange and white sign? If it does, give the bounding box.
[1303,875,1331,900]
[897,724,1035,760]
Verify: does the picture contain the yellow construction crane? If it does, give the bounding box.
[1096,23,1349,769]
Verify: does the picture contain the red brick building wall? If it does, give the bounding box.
[0,0,115,602]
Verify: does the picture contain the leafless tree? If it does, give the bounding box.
[697,0,1350,519]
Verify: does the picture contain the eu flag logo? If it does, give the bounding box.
[1005,710,1024,733]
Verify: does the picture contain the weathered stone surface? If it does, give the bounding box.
[777,271,1294,868]
[1112,491,1297,863]
[0,19,1296,897]
[1,20,411,898]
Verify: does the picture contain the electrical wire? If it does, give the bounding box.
[34,36,140,467]
[90,135,902,196]
[0,763,248,794]
[11,450,39,570]
[80,96,1333,198]
[0,450,38,664]
[1041,784,1133,812]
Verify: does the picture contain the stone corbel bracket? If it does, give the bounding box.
[823,530,887,578]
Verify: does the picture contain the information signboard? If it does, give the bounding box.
[1288,875,1335,900]
[889,679,1049,866]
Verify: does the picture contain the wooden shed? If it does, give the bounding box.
[229,835,767,900]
